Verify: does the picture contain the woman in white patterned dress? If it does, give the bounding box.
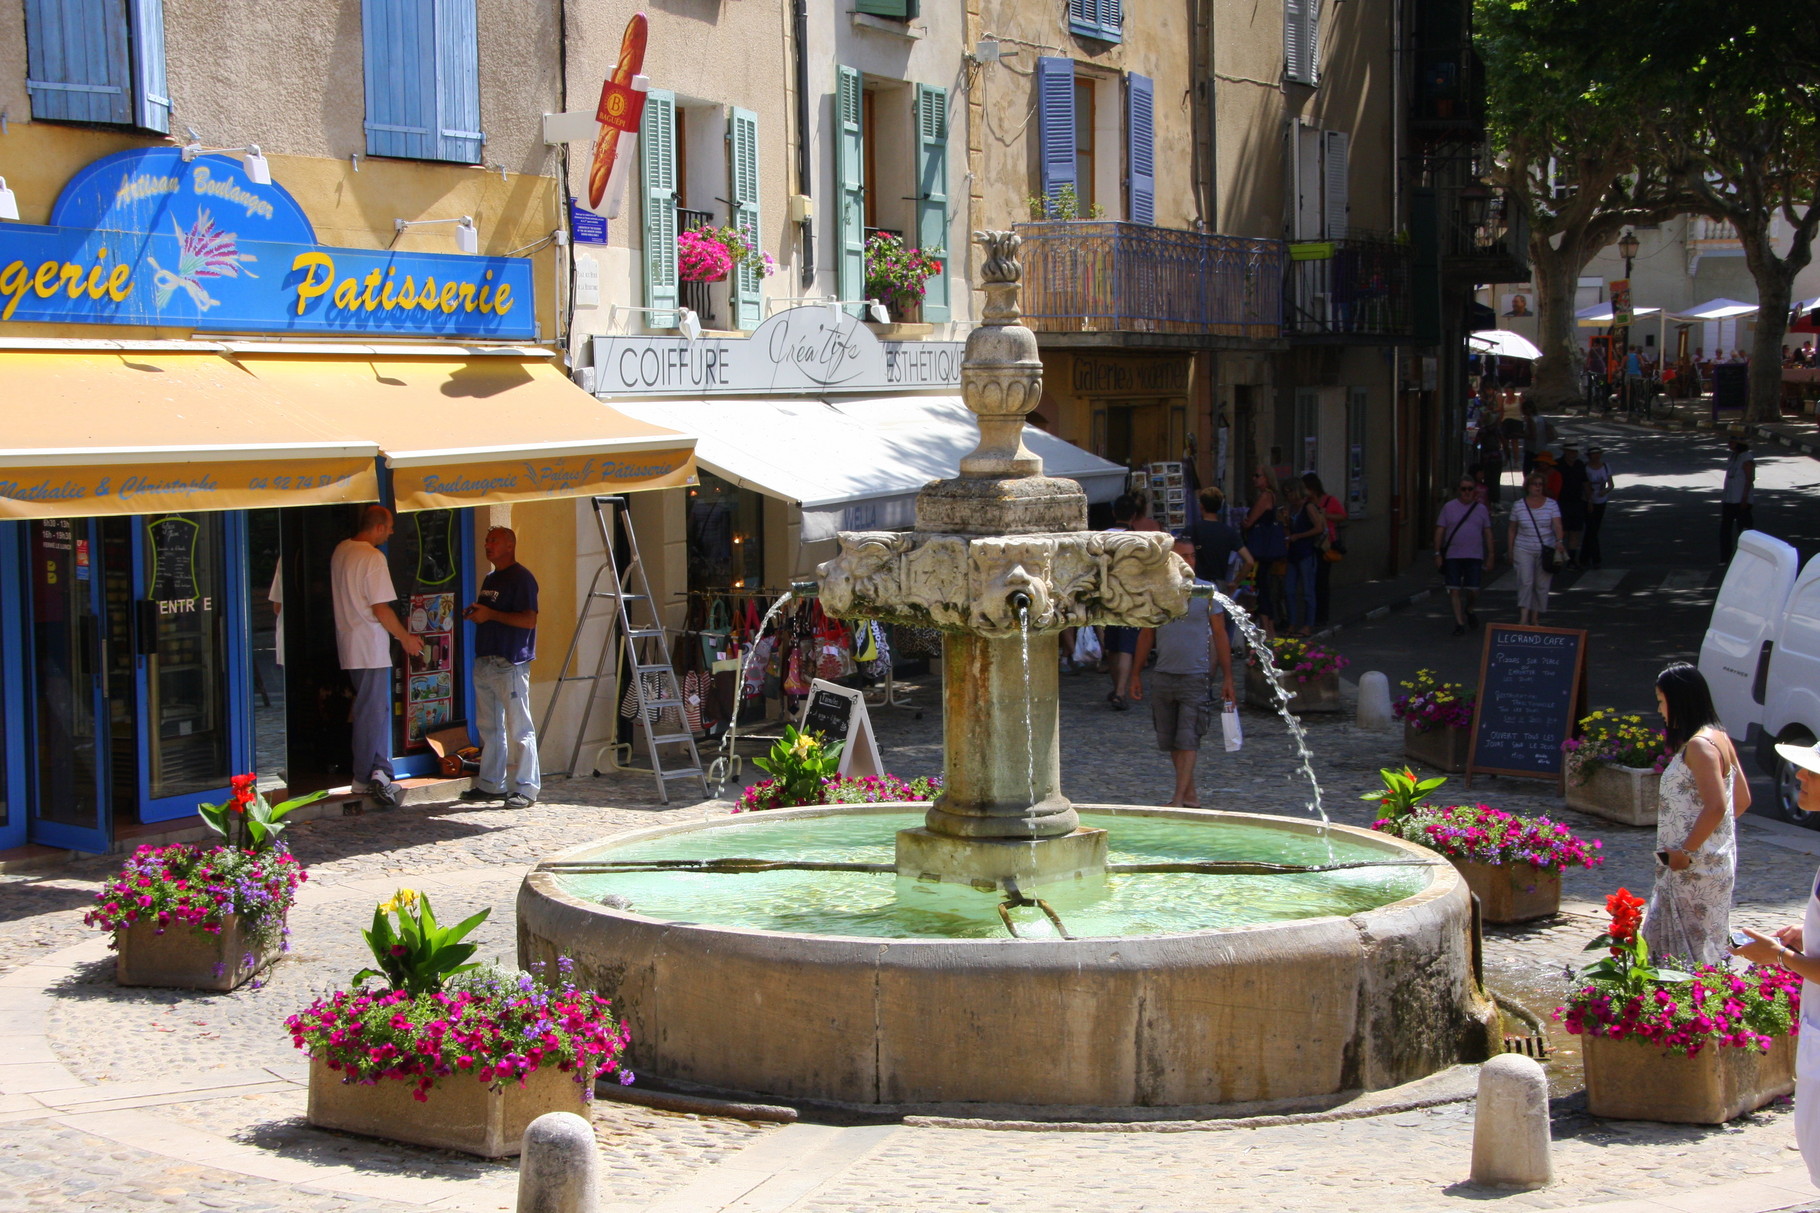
[1643,663,1752,966]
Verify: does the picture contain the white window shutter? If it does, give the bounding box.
[1322,130,1349,240]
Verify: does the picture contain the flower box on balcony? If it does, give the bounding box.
[306,1056,589,1158]
[1581,1033,1794,1125]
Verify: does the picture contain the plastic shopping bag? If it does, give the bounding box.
[1221,701,1244,753]
[1072,626,1103,665]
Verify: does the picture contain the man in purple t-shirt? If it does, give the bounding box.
[1433,478,1496,637]
[461,527,541,808]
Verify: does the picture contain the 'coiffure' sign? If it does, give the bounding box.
[591,306,962,397]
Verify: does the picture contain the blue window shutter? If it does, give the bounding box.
[641,90,678,328]
[363,0,434,159]
[1069,0,1121,41]
[1126,73,1155,226]
[729,107,763,332]
[1035,57,1076,207]
[24,0,132,125]
[914,84,950,323]
[434,0,483,163]
[834,66,866,314]
[129,0,169,133]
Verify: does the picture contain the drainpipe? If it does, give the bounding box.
[792,0,815,290]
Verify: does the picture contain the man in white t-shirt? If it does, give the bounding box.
[331,506,423,805]
[1720,439,1756,562]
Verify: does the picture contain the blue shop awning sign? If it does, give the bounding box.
[0,148,535,340]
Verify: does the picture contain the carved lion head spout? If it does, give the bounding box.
[974,230,1022,284]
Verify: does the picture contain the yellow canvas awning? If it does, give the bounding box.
[240,355,696,512]
[0,349,380,519]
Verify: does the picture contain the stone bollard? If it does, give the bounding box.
[1470,1053,1553,1189]
[518,1111,599,1213]
[1356,671,1394,732]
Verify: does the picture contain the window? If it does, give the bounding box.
[834,66,866,310]
[688,472,764,594]
[856,0,918,16]
[23,0,168,132]
[1074,80,1096,213]
[1126,73,1155,226]
[1069,0,1123,43]
[640,90,678,327]
[913,83,951,321]
[1035,58,1076,206]
[728,107,763,331]
[1285,0,1321,86]
[862,91,879,230]
[1292,124,1347,240]
[361,0,483,163]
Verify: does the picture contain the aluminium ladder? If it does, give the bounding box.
[539,495,708,803]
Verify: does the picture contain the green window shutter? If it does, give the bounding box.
[641,90,678,328]
[855,0,915,14]
[914,83,951,323]
[729,107,763,332]
[834,66,866,315]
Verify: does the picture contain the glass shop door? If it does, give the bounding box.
[25,518,112,852]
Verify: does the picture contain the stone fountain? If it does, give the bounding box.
[818,230,1190,892]
[517,233,1496,1111]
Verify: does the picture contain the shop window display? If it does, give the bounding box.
[687,471,764,593]
[387,511,463,751]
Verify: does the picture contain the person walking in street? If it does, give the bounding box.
[1582,446,1614,567]
[1556,444,1590,566]
[1302,473,1346,627]
[1434,477,1495,636]
[1282,481,1323,637]
[1720,439,1756,562]
[1731,738,1820,1186]
[1643,662,1750,966]
[1187,487,1252,590]
[1128,537,1236,808]
[460,526,541,809]
[330,505,423,806]
[1242,469,1286,640]
[1508,470,1567,625]
[1102,495,1141,710]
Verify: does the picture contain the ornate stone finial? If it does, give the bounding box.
[974,230,1022,327]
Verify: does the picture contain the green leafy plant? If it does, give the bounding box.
[751,725,844,808]
[197,773,326,853]
[862,231,943,316]
[1025,184,1106,221]
[352,889,490,997]
[1361,766,1448,822]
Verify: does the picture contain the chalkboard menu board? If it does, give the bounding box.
[1466,625,1589,790]
[798,679,881,778]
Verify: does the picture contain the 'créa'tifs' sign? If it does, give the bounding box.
[0,148,534,340]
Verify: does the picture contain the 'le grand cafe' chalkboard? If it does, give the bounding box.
[1465,625,1590,793]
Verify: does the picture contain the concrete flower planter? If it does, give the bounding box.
[1565,755,1661,827]
[114,914,280,991]
[1245,666,1342,713]
[1403,722,1472,774]
[1582,1033,1795,1124]
[306,1056,590,1157]
[1451,860,1561,924]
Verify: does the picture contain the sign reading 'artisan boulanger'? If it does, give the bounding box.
[0,148,535,340]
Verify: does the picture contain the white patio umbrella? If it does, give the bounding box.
[1574,302,1663,327]
[1668,298,1759,321]
[1467,329,1543,360]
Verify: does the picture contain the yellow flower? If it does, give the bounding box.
[788,732,819,760]
[379,888,418,915]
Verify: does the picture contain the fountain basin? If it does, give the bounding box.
[517,804,1497,1109]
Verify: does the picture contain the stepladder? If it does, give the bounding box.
[538,496,708,803]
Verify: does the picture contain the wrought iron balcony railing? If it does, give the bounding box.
[1443,188,1530,282]
[1015,221,1285,339]
[1284,235,1415,340]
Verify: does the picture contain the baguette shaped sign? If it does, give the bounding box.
[0,148,535,339]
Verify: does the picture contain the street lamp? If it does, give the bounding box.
[1616,229,1640,410]
[1617,229,1640,273]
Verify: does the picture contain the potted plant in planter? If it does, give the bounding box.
[1563,708,1673,827]
[1559,889,1799,1123]
[863,230,943,323]
[1365,768,1603,922]
[1245,636,1348,713]
[1394,669,1476,773]
[289,889,630,1158]
[739,727,941,812]
[85,775,322,991]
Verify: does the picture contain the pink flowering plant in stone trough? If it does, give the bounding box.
[1246,636,1349,683]
[1391,669,1475,732]
[287,889,630,1101]
[1364,769,1603,871]
[1557,889,1800,1055]
[738,771,943,812]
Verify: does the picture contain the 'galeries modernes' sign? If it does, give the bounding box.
[0,148,535,340]
[591,306,963,397]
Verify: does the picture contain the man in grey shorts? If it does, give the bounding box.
[1128,537,1236,807]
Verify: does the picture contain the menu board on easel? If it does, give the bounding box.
[800,679,882,778]
[1465,624,1589,792]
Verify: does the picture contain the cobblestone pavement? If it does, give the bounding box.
[5,661,1820,1212]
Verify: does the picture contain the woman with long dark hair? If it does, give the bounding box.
[1643,662,1752,965]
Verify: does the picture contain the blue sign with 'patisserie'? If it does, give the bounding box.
[0,148,535,339]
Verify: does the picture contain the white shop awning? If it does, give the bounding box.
[1575,303,1663,327]
[606,394,1128,543]
[1668,298,1759,322]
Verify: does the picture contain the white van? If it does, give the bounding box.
[1698,530,1820,822]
